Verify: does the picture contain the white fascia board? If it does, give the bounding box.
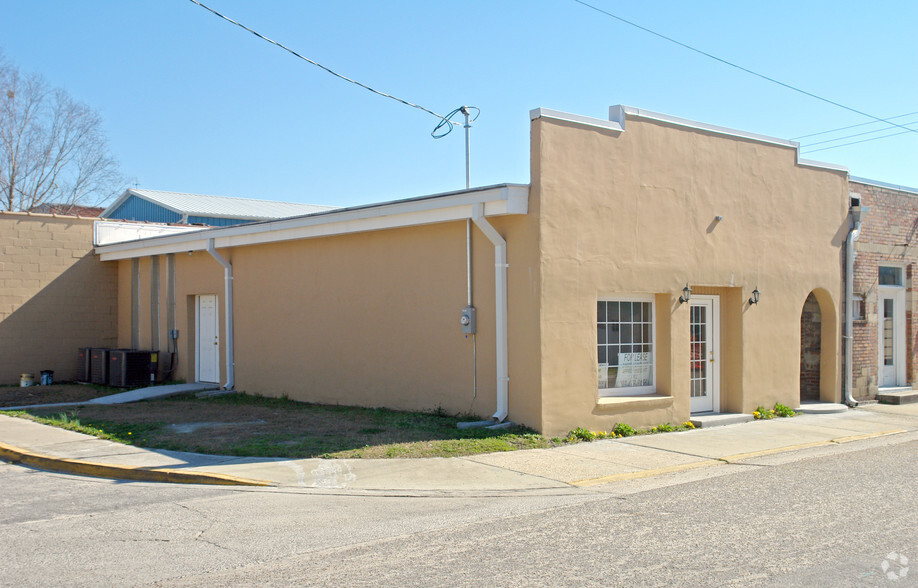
[98,237,214,260]
[609,105,848,174]
[530,108,624,132]
[94,220,208,246]
[97,184,529,261]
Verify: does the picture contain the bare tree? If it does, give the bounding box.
[0,53,122,212]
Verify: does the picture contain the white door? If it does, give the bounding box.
[690,296,720,413]
[879,288,906,387]
[196,294,220,383]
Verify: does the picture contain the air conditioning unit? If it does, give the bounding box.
[108,350,158,388]
[90,348,110,385]
[77,347,92,382]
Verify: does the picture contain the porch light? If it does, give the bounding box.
[749,288,760,305]
[679,284,691,304]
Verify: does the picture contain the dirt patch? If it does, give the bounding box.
[0,384,116,408]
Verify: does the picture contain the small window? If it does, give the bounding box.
[598,296,654,396]
[879,266,903,287]
[852,294,865,321]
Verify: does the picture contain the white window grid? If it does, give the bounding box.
[597,295,655,396]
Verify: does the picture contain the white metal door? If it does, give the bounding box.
[879,288,906,387]
[690,296,720,413]
[196,294,219,383]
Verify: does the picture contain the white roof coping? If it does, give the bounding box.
[850,176,918,196]
[96,183,530,261]
[101,188,338,221]
[531,105,848,174]
[530,108,624,132]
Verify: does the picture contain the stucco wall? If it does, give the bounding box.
[532,113,848,436]
[117,214,543,428]
[0,213,117,383]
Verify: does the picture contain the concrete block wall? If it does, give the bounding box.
[849,181,918,399]
[0,212,117,384]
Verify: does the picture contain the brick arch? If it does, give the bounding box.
[799,288,839,403]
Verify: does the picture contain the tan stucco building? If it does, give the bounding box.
[95,106,851,436]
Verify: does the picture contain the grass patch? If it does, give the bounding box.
[2,392,706,459]
[2,393,569,459]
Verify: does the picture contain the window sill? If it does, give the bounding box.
[595,393,674,412]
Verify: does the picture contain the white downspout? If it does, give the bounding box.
[471,203,509,422]
[844,211,862,406]
[206,239,235,390]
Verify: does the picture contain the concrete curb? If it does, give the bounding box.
[567,429,908,488]
[0,442,272,487]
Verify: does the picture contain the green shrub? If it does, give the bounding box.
[613,423,636,437]
[773,403,797,418]
[753,405,775,419]
[568,427,595,441]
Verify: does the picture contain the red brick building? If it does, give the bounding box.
[848,178,918,400]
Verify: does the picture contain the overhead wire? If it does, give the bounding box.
[186,0,464,136]
[432,106,480,139]
[802,128,916,154]
[791,111,918,141]
[801,119,918,148]
[570,0,918,137]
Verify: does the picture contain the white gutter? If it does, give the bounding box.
[844,211,862,406]
[471,203,509,422]
[206,239,235,391]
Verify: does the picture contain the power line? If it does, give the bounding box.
[570,0,918,136]
[801,119,918,148]
[802,128,915,154]
[791,111,918,140]
[186,0,457,130]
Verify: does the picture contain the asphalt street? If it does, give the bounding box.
[2,433,915,587]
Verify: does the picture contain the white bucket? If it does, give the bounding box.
[20,373,34,387]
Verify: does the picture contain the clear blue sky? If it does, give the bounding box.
[3,1,916,207]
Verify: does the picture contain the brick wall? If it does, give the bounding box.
[849,181,918,399]
[800,293,821,401]
[0,213,117,384]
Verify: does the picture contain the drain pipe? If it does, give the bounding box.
[844,205,866,406]
[471,203,509,422]
[206,239,235,390]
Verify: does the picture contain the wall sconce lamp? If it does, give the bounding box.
[749,288,760,305]
[679,284,692,304]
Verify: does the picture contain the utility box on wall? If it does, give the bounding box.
[460,305,477,335]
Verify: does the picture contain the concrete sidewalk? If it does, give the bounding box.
[1,403,917,492]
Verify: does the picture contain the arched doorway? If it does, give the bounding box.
[800,293,821,402]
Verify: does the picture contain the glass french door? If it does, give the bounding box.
[690,296,720,413]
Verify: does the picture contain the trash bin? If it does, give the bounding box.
[20,373,34,387]
[40,370,54,386]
